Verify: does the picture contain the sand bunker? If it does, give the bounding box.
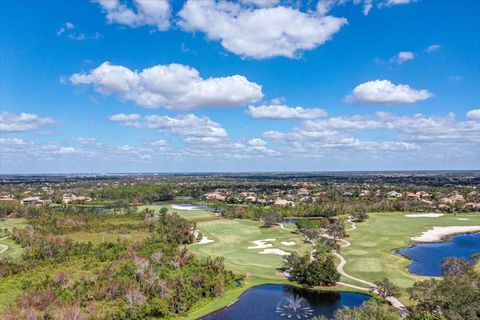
[197,236,214,244]
[248,239,276,249]
[405,213,444,218]
[281,241,296,246]
[171,204,200,211]
[258,248,290,256]
[194,230,214,244]
[411,226,480,242]
[457,218,469,221]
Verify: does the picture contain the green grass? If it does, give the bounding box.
[0,257,108,312]
[0,218,28,260]
[341,211,480,303]
[0,218,27,232]
[188,219,312,279]
[136,203,216,221]
[65,229,150,244]
[0,238,23,261]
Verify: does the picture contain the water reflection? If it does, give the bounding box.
[201,284,370,320]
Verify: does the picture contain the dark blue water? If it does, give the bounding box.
[201,284,370,320]
[397,232,480,277]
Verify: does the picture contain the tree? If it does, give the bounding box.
[325,220,346,239]
[262,212,282,228]
[334,300,401,320]
[374,277,400,299]
[352,210,369,222]
[407,259,480,320]
[283,252,339,288]
[441,257,470,277]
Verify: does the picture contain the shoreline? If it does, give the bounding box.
[410,226,480,243]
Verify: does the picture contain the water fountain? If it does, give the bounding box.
[276,294,314,319]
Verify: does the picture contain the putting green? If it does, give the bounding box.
[136,203,216,221]
[341,211,480,302]
[188,219,312,279]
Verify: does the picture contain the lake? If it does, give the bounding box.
[397,232,480,277]
[201,284,370,320]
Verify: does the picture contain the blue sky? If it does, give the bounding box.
[1,0,479,173]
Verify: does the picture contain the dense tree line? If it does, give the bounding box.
[91,183,175,203]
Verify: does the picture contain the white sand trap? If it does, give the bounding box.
[457,218,469,221]
[258,248,290,256]
[248,238,276,249]
[281,241,296,246]
[171,204,200,211]
[405,213,444,218]
[411,226,480,242]
[193,230,215,244]
[197,236,214,244]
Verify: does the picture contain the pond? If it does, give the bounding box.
[201,284,370,320]
[170,203,213,211]
[397,232,480,277]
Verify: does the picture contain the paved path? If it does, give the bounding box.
[0,236,9,254]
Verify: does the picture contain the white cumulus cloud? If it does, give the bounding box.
[246,105,327,120]
[95,0,171,30]
[391,51,414,64]
[178,0,347,59]
[467,109,480,120]
[70,62,263,110]
[426,44,441,53]
[0,112,56,132]
[108,113,228,138]
[346,80,432,104]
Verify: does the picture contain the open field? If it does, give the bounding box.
[340,211,480,302]
[136,202,217,221]
[0,218,27,232]
[188,219,312,279]
[65,229,150,244]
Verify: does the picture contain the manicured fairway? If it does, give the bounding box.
[188,219,312,279]
[340,211,480,301]
[0,218,27,260]
[136,203,216,221]
[0,238,23,260]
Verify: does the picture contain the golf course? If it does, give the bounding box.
[137,202,217,221]
[339,211,480,302]
[189,219,312,279]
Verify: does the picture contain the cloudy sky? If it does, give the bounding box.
[1,0,479,173]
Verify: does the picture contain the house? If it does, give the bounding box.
[205,192,226,201]
[297,188,309,196]
[359,190,370,197]
[0,194,15,202]
[62,194,91,204]
[387,191,402,198]
[244,196,257,203]
[21,197,46,206]
[441,193,465,204]
[273,198,294,206]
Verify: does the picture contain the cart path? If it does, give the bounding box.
[0,236,10,254]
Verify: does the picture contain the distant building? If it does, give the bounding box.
[205,192,226,201]
[273,198,294,206]
[21,197,46,206]
[387,191,402,198]
[0,194,15,202]
[62,194,91,204]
